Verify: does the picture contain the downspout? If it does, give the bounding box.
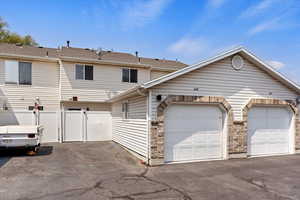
[146,89,152,165]
[58,59,63,143]
[58,59,63,102]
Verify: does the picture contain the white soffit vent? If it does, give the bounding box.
[232,55,244,70]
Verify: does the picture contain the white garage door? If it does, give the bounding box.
[248,106,292,156]
[165,104,223,163]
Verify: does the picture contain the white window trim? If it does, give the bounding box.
[75,64,94,81]
[5,60,32,86]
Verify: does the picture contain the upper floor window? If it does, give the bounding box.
[122,68,138,83]
[75,64,93,80]
[5,60,32,85]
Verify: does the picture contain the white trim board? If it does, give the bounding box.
[108,46,300,102]
[142,47,300,92]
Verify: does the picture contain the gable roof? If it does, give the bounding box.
[108,46,300,102]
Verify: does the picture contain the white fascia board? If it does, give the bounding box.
[238,49,300,93]
[106,86,142,103]
[107,46,300,102]
[141,46,300,93]
[0,53,59,62]
[60,56,151,68]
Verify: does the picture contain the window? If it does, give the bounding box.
[85,65,93,80]
[122,68,138,83]
[19,62,32,85]
[122,102,128,119]
[75,64,94,80]
[5,60,32,85]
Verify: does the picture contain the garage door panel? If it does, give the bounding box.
[165,105,223,162]
[248,106,291,156]
[268,118,290,129]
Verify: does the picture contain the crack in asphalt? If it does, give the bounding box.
[241,177,296,200]
[116,166,193,200]
[17,180,105,200]
[111,188,170,200]
[16,164,192,200]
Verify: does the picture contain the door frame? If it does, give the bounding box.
[164,102,228,163]
[242,99,298,157]
[150,95,233,165]
[246,105,295,157]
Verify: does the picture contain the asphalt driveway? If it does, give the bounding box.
[1,142,300,200]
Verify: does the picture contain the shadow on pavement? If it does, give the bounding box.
[0,146,53,168]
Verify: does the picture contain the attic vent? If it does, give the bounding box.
[231,55,244,70]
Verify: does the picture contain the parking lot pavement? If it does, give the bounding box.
[1,142,300,200]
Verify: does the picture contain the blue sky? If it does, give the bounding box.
[1,0,300,82]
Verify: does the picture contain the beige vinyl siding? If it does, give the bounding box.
[0,59,60,111]
[150,70,170,80]
[112,95,148,157]
[128,96,147,119]
[150,54,298,121]
[60,62,150,102]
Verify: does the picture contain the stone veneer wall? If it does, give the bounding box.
[150,96,300,165]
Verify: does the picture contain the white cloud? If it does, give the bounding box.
[167,37,208,57]
[248,17,281,35]
[121,0,173,29]
[240,0,279,18]
[267,60,285,69]
[209,0,226,8]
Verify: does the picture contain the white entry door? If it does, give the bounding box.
[63,111,83,142]
[248,106,292,156]
[165,104,223,163]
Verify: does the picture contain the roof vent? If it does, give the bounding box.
[231,55,244,70]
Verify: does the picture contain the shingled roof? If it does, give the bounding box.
[0,43,59,58]
[60,47,187,70]
[0,43,187,70]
